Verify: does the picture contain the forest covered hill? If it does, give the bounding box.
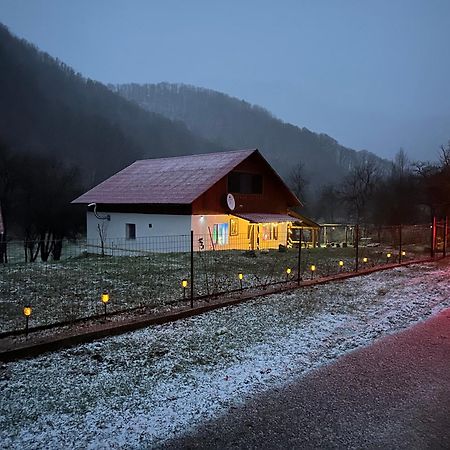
[0,24,221,240]
[0,24,219,186]
[114,82,389,185]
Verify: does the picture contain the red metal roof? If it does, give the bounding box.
[72,149,257,205]
[235,213,298,223]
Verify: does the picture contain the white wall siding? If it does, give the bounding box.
[85,212,290,254]
[86,212,191,254]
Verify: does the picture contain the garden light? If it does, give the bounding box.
[363,257,368,263]
[181,279,188,298]
[286,267,291,281]
[387,252,392,262]
[101,291,109,319]
[401,251,406,256]
[23,306,32,336]
[101,292,109,304]
[310,264,316,279]
[238,272,244,290]
[338,260,344,270]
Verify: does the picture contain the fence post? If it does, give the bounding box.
[355,224,359,272]
[444,216,448,258]
[398,224,402,263]
[297,228,302,285]
[190,230,194,308]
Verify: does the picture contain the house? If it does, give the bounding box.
[72,149,319,253]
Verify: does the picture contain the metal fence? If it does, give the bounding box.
[0,221,448,335]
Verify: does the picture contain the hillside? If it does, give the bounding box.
[0,25,219,186]
[115,83,388,185]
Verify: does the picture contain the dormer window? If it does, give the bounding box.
[228,172,263,194]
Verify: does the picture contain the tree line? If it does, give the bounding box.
[1,140,448,264]
[0,141,84,263]
[290,144,450,226]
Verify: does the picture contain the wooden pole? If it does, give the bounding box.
[355,224,359,272]
[297,228,302,285]
[207,226,215,251]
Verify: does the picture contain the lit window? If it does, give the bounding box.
[229,218,238,236]
[212,223,229,245]
[261,223,279,240]
[261,224,271,240]
[126,223,136,240]
[272,224,278,240]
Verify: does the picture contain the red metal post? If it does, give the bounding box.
[444,216,448,258]
[190,230,194,308]
[431,216,436,258]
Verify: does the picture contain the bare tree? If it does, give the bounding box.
[314,184,341,223]
[97,222,108,257]
[287,162,309,206]
[414,141,450,217]
[339,159,380,223]
[380,148,420,225]
[439,141,450,168]
[392,148,410,179]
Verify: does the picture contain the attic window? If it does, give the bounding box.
[228,172,263,194]
[126,223,136,240]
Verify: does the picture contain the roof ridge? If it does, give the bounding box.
[72,148,260,205]
[135,148,257,163]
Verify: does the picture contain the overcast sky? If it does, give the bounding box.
[1,0,449,162]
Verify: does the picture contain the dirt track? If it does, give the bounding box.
[163,307,450,449]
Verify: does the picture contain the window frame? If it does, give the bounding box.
[126,223,136,240]
[227,172,263,195]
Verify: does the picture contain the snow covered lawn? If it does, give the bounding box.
[1,259,449,449]
[1,245,427,333]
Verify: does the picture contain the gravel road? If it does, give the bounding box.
[163,307,450,449]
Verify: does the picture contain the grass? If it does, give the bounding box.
[1,260,448,449]
[0,244,430,333]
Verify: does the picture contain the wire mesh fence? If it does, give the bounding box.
[0,236,191,334]
[0,221,447,334]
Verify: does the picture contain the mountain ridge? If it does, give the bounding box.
[0,25,221,186]
[114,82,389,186]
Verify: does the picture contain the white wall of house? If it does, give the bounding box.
[85,211,291,254]
[86,212,191,254]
